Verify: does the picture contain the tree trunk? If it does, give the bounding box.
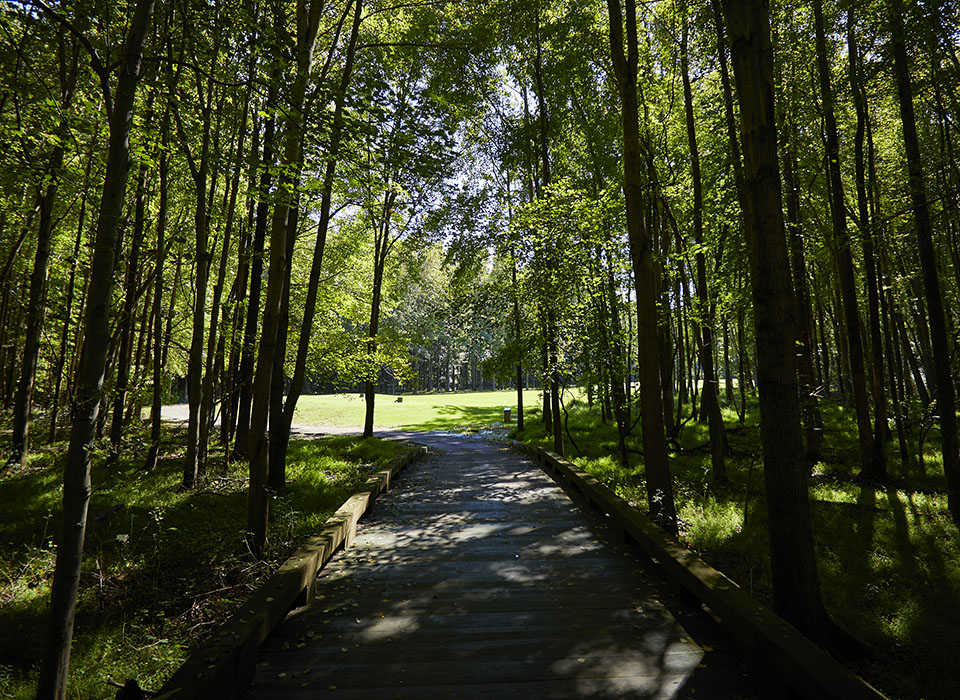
[145,110,170,472]
[783,130,823,462]
[847,10,888,478]
[108,155,148,453]
[282,0,363,443]
[681,18,727,483]
[724,0,831,641]
[35,2,155,697]
[248,0,327,557]
[234,84,277,460]
[200,94,249,472]
[11,43,79,467]
[813,0,876,478]
[890,0,960,520]
[608,0,676,531]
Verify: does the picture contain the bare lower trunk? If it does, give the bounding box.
[724,0,831,641]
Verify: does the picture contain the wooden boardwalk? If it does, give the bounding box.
[242,433,760,699]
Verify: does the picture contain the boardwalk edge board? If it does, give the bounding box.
[153,443,429,700]
[519,444,889,700]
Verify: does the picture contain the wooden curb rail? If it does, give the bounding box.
[154,444,428,700]
[519,444,888,700]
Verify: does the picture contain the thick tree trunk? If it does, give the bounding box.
[35,2,155,697]
[890,0,960,520]
[724,0,831,641]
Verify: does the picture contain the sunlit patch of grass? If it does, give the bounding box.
[292,389,546,431]
[0,426,410,699]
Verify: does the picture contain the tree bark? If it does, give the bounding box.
[890,0,960,520]
[234,84,276,460]
[35,2,155,696]
[681,17,727,483]
[847,9,887,478]
[145,109,170,472]
[723,0,831,640]
[281,0,363,446]
[248,0,327,555]
[11,42,79,467]
[608,0,676,531]
[812,0,876,478]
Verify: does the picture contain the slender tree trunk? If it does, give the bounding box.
[512,245,525,432]
[724,0,831,641]
[200,96,249,472]
[783,130,823,462]
[363,219,390,439]
[35,3,155,697]
[814,0,876,478]
[681,17,727,483]
[282,0,363,443]
[890,0,960,520]
[11,44,79,467]
[248,0,326,556]
[179,46,218,487]
[49,131,96,443]
[848,10,887,478]
[144,111,170,472]
[234,85,276,460]
[608,0,676,531]
[108,155,148,453]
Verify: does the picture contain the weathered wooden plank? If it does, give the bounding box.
[240,435,746,699]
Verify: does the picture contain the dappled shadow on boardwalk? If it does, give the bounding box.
[243,434,760,699]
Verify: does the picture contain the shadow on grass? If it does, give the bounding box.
[514,396,960,700]
[0,430,408,698]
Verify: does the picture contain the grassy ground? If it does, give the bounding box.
[0,424,410,699]
[513,394,960,700]
[5,389,953,699]
[292,389,542,430]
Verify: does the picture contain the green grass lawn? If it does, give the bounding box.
[0,426,410,699]
[292,389,544,430]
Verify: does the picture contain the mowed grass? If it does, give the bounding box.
[0,426,410,699]
[292,389,543,430]
[515,396,960,700]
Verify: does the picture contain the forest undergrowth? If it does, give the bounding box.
[0,424,409,699]
[516,395,960,700]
